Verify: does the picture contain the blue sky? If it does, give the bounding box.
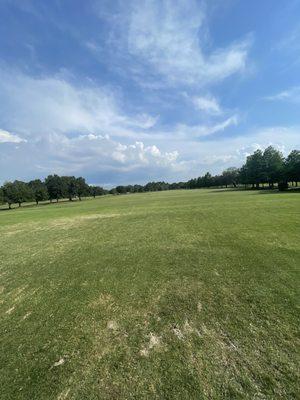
[0,0,299,186]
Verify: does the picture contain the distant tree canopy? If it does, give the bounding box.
[0,175,106,208]
[0,147,299,209]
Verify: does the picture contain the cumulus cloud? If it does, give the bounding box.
[0,65,181,183]
[74,134,179,168]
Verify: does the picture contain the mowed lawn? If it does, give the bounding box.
[0,189,299,400]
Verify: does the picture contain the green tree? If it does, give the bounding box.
[0,186,3,205]
[2,182,15,209]
[90,186,105,198]
[76,177,89,200]
[285,150,300,186]
[61,176,77,201]
[116,185,127,194]
[203,172,212,187]
[45,175,63,202]
[2,181,32,208]
[243,149,264,188]
[28,179,49,205]
[263,146,284,188]
[222,167,239,188]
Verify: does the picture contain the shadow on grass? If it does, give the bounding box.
[207,187,300,195]
[0,198,87,212]
[256,187,300,195]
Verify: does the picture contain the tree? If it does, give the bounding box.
[45,175,64,202]
[28,179,49,205]
[263,146,284,188]
[222,167,239,188]
[116,185,127,194]
[203,172,212,187]
[2,181,32,207]
[90,186,105,198]
[0,187,3,205]
[2,182,15,209]
[61,176,77,201]
[285,150,300,185]
[243,149,264,188]
[76,177,89,200]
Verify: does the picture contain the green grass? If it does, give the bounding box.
[0,189,299,399]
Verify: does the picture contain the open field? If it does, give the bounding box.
[0,189,299,399]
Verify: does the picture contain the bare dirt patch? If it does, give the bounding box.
[140,333,162,357]
[172,326,184,339]
[107,320,118,331]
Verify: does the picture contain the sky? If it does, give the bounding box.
[0,0,300,187]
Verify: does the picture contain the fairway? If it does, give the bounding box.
[0,189,299,399]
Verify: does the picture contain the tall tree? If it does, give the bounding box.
[263,146,284,188]
[285,150,300,185]
[222,167,239,188]
[28,179,49,205]
[76,177,89,200]
[45,175,63,202]
[203,172,212,187]
[61,176,77,201]
[243,149,264,188]
[0,187,3,205]
[2,182,15,209]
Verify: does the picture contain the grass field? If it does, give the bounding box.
[0,189,299,399]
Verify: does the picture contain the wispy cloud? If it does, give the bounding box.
[190,95,222,115]
[175,115,239,138]
[90,0,252,88]
[264,86,300,103]
[126,0,251,87]
[0,66,158,139]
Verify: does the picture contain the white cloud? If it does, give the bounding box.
[134,113,159,129]
[166,125,300,180]
[127,0,251,86]
[175,115,238,138]
[0,66,180,183]
[265,86,300,103]
[111,140,178,166]
[191,95,222,115]
[0,129,26,143]
[0,67,158,139]
[24,133,180,175]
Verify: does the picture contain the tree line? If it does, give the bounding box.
[110,147,299,194]
[0,146,299,209]
[0,175,106,209]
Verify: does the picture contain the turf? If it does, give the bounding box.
[0,189,299,399]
